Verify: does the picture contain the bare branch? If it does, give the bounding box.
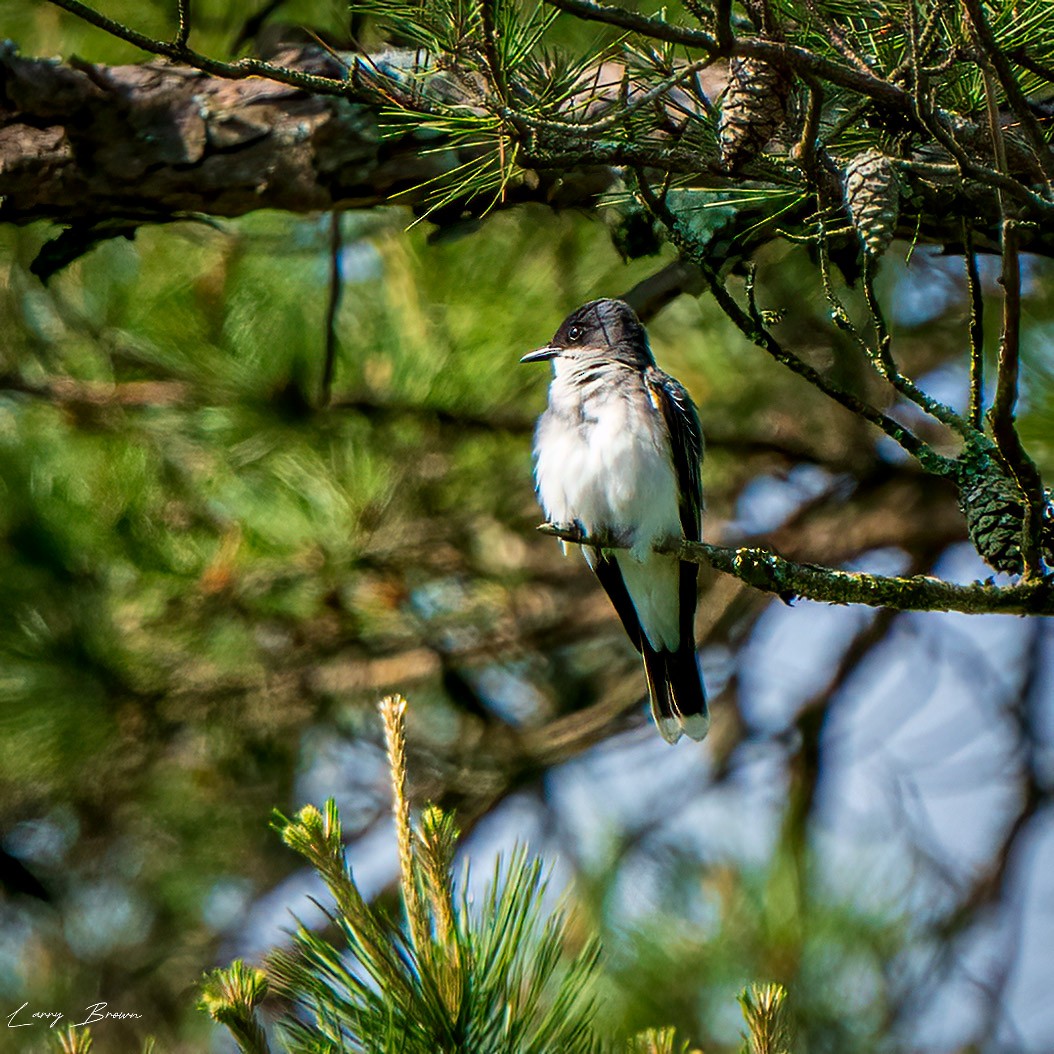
[982,69,1048,579]
[962,0,1054,189]
[175,0,191,49]
[45,0,353,96]
[963,223,985,431]
[538,523,1054,615]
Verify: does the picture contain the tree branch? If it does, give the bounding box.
[963,222,985,431]
[320,210,344,408]
[962,0,1054,189]
[635,171,958,478]
[982,69,1048,579]
[537,523,1054,616]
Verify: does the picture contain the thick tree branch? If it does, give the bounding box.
[4,42,1054,262]
[537,523,1054,616]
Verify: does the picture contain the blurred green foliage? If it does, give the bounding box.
[3,3,1054,1052]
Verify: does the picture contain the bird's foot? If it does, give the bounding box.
[543,521,636,549]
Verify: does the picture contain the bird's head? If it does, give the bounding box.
[521,299,655,372]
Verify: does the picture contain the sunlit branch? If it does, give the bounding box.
[538,523,1054,616]
[175,0,190,48]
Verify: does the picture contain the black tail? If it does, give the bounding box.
[642,643,709,745]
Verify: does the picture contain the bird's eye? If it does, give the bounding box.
[567,325,582,341]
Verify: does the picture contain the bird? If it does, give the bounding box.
[522,298,708,744]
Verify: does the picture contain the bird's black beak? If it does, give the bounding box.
[520,345,559,364]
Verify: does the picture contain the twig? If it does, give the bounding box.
[962,0,1054,191]
[480,0,510,105]
[1007,46,1054,87]
[982,68,1047,579]
[801,0,872,75]
[860,255,974,436]
[46,0,353,97]
[320,211,343,408]
[537,522,1054,615]
[175,0,191,49]
[890,0,945,83]
[793,77,823,173]
[714,0,733,52]
[508,57,714,136]
[963,221,985,430]
[635,171,957,478]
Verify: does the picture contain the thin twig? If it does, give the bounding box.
[508,57,713,136]
[962,0,1054,191]
[175,0,191,49]
[861,255,974,436]
[793,76,823,173]
[46,0,353,96]
[480,0,509,105]
[714,0,733,52]
[537,523,1054,615]
[801,0,872,75]
[982,68,1047,579]
[636,173,955,476]
[1007,46,1054,87]
[963,221,985,430]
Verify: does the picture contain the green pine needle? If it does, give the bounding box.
[209,698,605,1054]
[199,960,272,1054]
[53,1026,93,1054]
[738,982,791,1054]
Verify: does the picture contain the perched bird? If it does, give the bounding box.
[522,298,708,744]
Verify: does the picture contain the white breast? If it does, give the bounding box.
[533,380,681,560]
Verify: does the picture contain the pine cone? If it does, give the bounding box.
[957,447,1054,575]
[718,57,790,171]
[843,149,900,257]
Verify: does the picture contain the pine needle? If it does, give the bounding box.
[738,982,792,1054]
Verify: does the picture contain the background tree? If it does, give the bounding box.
[0,1,1052,1051]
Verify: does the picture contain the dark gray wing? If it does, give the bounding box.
[645,367,703,542]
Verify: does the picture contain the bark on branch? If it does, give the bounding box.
[0,43,616,228]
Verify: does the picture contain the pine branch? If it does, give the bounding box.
[635,171,958,478]
[44,0,353,96]
[981,67,1049,580]
[199,961,272,1054]
[739,982,791,1054]
[537,523,1054,615]
[963,221,985,431]
[962,0,1054,188]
